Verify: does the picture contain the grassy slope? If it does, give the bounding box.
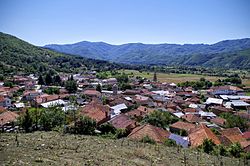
[0,132,241,166]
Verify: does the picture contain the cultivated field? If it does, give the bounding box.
[119,70,224,83]
[0,132,243,166]
[119,69,250,86]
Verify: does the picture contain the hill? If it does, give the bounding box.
[44,39,250,68]
[0,32,122,75]
[0,131,241,166]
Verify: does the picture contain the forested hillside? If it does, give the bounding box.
[45,38,250,68]
[0,32,122,75]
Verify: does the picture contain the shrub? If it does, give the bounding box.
[140,135,156,144]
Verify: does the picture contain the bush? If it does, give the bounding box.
[74,116,97,135]
[19,110,33,132]
[200,139,216,154]
[39,107,65,131]
[228,143,243,158]
[142,110,178,129]
[140,135,156,144]
[164,139,177,147]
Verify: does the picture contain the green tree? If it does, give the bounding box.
[201,139,216,154]
[38,75,45,85]
[65,80,77,93]
[74,116,97,135]
[140,135,156,144]
[53,75,62,85]
[164,139,177,147]
[45,73,53,85]
[228,142,243,158]
[220,113,248,132]
[39,107,65,131]
[3,81,14,88]
[142,110,178,129]
[20,110,33,132]
[96,84,102,92]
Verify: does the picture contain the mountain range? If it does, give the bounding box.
[44,39,250,68]
[0,32,122,74]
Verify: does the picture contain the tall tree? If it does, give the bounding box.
[45,73,53,85]
[38,75,45,85]
[153,71,157,82]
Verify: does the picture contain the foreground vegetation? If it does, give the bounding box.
[0,131,244,166]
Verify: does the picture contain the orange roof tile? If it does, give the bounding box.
[80,100,110,124]
[188,124,221,147]
[170,121,196,132]
[128,124,170,143]
[0,111,19,126]
[109,114,137,130]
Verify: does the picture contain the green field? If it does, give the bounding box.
[117,69,250,86]
[0,132,241,166]
[119,69,224,83]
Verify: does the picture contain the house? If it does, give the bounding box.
[205,97,223,106]
[80,100,110,125]
[227,100,250,109]
[31,94,59,106]
[210,117,226,127]
[210,86,244,95]
[126,106,154,120]
[181,114,205,124]
[170,121,196,134]
[198,111,217,120]
[40,99,67,108]
[134,95,151,105]
[182,108,197,114]
[210,106,233,116]
[240,141,250,152]
[219,127,246,146]
[186,97,200,104]
[83,89,101,98]
[110,103,127,118]
[102,78,117,85]
[23,90,41,101]
[0,111,19,127]
[108,114,137,132]
[128,124,171,143]
[0,106,7,114]
[243,131,250,140]
[0,96,11,107]
[188,124,221,147]
[169,133,189,148]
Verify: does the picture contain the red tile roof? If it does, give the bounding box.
[170,121,196,132]
[243,131,250,139]
[109,114,137,130]
[210,117,226,126]
[182,108,197,113]
[128,124,170,143]
[188,124,221,147]
[126,106,154,118]
[0,111,19,126]
[220,128,246,144]
[80,100,110,125]
[0,106,7,114]
[181,114,205,123]
[83,90,101,97]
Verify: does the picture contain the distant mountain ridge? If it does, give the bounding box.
[44,38,250,68]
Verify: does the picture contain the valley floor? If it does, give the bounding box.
[0,132,243,166]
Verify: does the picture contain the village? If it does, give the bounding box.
[0,70,250,158]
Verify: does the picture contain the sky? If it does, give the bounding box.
[0,0,250,46]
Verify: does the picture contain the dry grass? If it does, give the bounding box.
[0,132,243,166]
